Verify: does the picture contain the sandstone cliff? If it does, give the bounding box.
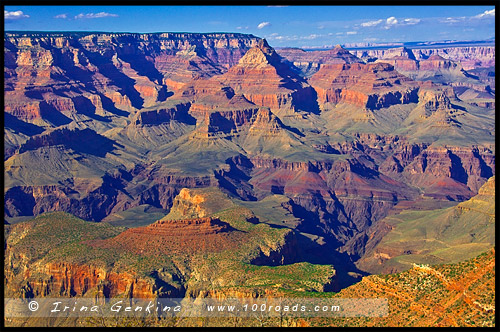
[215,39,318,112]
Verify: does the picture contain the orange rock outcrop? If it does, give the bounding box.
[89,217,243,256]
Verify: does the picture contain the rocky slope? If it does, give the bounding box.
[354,176,495,274]
[314,248,495,327]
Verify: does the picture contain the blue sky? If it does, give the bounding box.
[4,6,495,48]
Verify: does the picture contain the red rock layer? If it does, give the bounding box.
[309,62,419,109]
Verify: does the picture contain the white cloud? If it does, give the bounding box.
[257,21,271,29]
[54,13,68,19]
[362,16,421,29]
[386,16,398,25]
[439,10,493,24]
[4,10,30,20]
[301,34,321,40]
[268,34,323,42]
[440,16,465,24]
[475,9,495,19]
[236,26,249,30]
[74,12,118,19]
[403,18,421,25]
[361,19,383,27]
[346,31,358,35]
